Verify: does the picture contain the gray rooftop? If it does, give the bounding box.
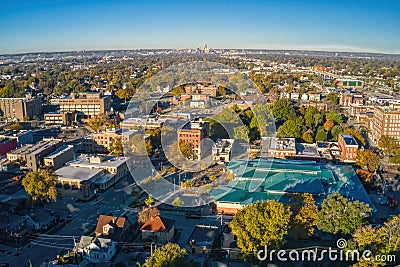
[54,166,103,181]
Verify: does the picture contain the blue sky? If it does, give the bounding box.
[0,0,399,54]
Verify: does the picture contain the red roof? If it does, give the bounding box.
[140,216,174,232]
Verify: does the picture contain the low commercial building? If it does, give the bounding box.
[43,145,74,170]
[121,117,163,130]
[44,111,77,125]
[0,130,34,146]
[212,158,375,215]
[336,79,364,89]
[81,129,136,154]
[185,225,219,255]
[25,139,63,171]
[0,138,17,156]
[261,137,296,159]
[54,155,129,199]
[338,134,359,162]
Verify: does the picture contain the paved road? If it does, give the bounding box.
[3,175,138,267]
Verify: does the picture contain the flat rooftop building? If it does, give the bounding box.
[212,158,375,215]
[54,155,129,199]
[58,93,111,118]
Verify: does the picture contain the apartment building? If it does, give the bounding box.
[58,93,111,118]
[371,105,400,142]
[0,97,42,121]
[178,118,210,160]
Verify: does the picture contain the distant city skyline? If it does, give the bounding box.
[0,0,399,55]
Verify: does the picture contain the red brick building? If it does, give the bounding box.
[184,83,218,97]
[338,134,359,162]
[178,118,210,160]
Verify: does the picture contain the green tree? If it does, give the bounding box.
[234,125,250,141]
[326,92,339,104]
[356,150,380,172]
[316,193,371,235]
[326,112,343,124]
[278,120,301,138]
[315,129,327,141]
[145,194,156,207]
[271,99,295,122]
[230,201,292,255]
[330,125,343,141]
[22,170,57,205]
[288,193,319,239]
[352,215,400,266]
[144,243,196,267]
[378,135,398,155]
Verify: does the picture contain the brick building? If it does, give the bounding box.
[184,83,218,97]
[338,134,359,162]
[58,93,111,118]
[0,97,42,121]
[371,105,400,143]
[178,118,210,160]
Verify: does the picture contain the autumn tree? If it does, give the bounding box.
[288,193,319,239]
[302,130,314,143]
[352,215,400,266]
[378,135,398,155]
[172,197,184,207]
[323,119,335,131]
[230,201,291,255]
[115,88,130,102]
[145,194,156,207]
[325,92,339,104]
[233,125,250,141]
[316,193,371,235]
[138,207,160,224]
[178,140,194,159]
[22,170,57,205]
[356,150,381,172]
[4,123,23,131]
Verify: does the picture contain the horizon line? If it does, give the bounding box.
[2,47,400,57]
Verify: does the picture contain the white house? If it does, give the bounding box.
[75,236,116,263]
